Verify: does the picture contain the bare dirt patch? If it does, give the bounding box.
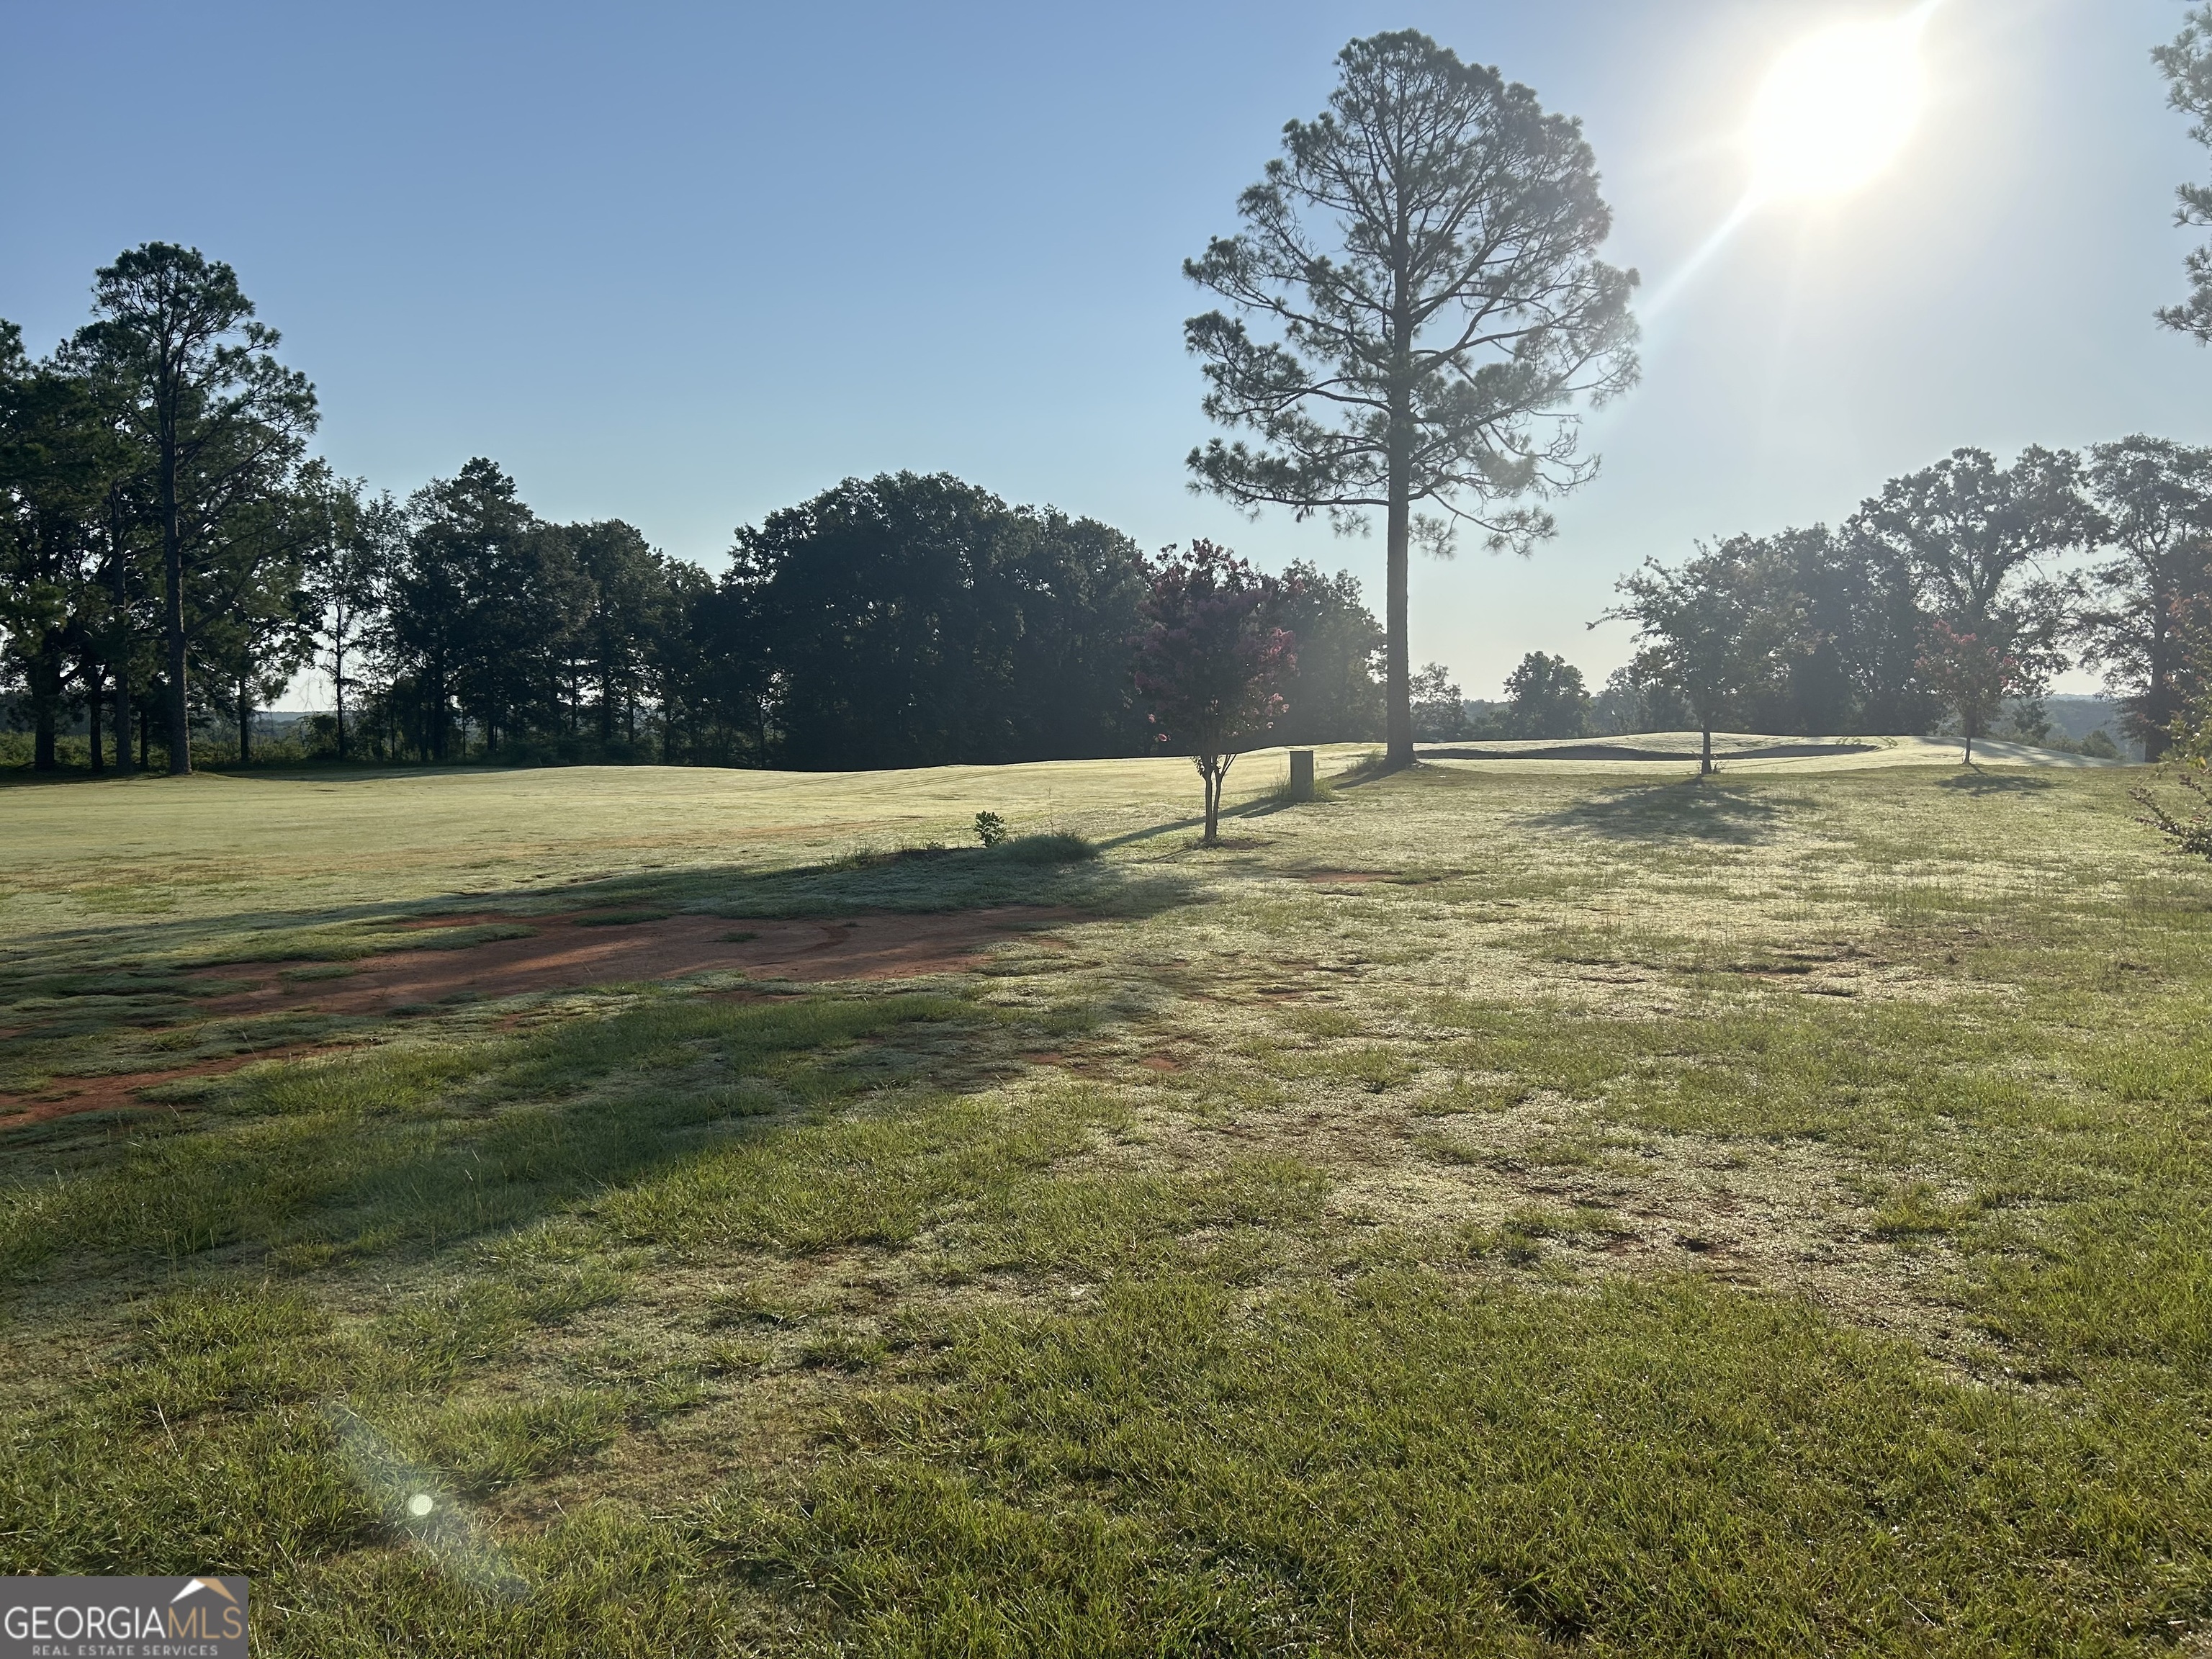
[197,907,1079,1019]
[0,1043,351,1132]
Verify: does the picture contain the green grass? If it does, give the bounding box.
[4,751,2211,1653]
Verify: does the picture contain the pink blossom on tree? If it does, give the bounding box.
[1134,540,1297,844]
[1918,619,2020,764]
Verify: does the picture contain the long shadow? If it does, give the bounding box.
[1097,757,1406,848]
[0,856,1195,1318]
[0,979,1164,1326]
[0,845,1204,1120]
[1531,779,1789,845]
[1938,768,2056,796]
[1424,741,1879,763]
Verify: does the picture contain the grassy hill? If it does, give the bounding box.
[4,747,2210,1653]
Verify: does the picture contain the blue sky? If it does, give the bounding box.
[3,0,2207,701]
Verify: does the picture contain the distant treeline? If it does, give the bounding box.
[0,246,1392,774]
[6,245,2204,776]
[1408,441,2209,763]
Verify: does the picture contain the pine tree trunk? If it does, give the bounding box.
[1384,391,1413,770]
[238,677,251,765]
[1701,727,1712,777]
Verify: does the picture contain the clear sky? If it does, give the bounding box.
[3,0,2207,701]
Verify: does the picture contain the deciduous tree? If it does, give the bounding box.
[2077,436,2212,759]
[1185,30,1637,770]
[1848,447,2093,704]
[1606,543,1784,776]
[1269,562,1383,745]
[1134,541,1295,843]
[1501,651,1590,739]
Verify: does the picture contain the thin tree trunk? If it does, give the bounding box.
[1701,726,1712,777]
[139,700,151,769]
[161,439,192,775]
[31,652,59,772]
[332,629,348,762]
[113,662,133,778]
[86,661,104,773]
[238,676,251,765]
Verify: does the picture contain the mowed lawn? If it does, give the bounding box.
[4,745,2211,1655]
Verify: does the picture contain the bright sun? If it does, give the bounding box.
[1746,18,1927,202]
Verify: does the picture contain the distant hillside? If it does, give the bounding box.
[2036,696,2139,759]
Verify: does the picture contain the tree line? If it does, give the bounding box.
[1602,440,2212,770]
[0,246,1393,775]
[7,248,2206,779]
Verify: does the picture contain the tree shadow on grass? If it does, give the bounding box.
[1532,780,1789,845]
[0,840,1209,1309]
[0,844,1202,981]
[1937,768,2056,796]
[0,985,1127,1316]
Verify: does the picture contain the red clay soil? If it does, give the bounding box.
[1,907,1076,1133]
[0,1044,351,1133]
[197,907,1077,1020]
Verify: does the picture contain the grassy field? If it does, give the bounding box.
[4,740,2210,1655]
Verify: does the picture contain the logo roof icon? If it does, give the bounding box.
[170,1578,240,1606]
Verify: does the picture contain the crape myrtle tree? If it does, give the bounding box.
[1918,619,2018,764]
[1135,541,1296,844]
[1606,541,1786,777]
[1184,30,1638,770]
[2076,437,2212,759]
[66,244,317,775]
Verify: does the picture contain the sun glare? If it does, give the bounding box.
[1746,18,1926,202]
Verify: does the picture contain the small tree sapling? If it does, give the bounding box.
[1918,619,2018,764]
[1135,541,1296,844]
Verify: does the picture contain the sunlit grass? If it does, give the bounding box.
[5,753,2212,1651]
